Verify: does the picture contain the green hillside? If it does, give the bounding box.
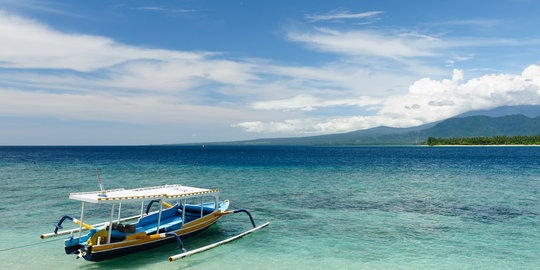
[419,115,540,138]
[209,114,540,145]
[425,135,540,145]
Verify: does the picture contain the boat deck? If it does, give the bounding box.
[101,203,217,240]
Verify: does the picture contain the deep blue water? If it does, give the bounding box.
[0,146,539,269]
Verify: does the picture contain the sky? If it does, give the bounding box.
[0,0,539,145]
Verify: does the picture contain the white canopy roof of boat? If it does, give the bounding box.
[69,184,219,204]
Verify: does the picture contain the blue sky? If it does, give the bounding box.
[1,0,539,145]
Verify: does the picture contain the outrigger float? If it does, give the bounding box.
[40,184,269,262]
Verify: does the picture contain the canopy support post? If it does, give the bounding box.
[117,202,122,224]
[181,199,186,226]
[140,201,144,218]
[107,203,115,244]
[156,200,163,233]
[78,202,85,238]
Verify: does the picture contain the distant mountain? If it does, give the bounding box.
[227,125,427,146]
[418,114,540,138]
[456,105,540,118]
[199,105,540,145]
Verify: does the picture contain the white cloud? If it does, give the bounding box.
[0,10,183,71]
[0,10,255,90]
[0,11,271,128]
[264,63,416,95]
[287,26,540,61]
[136,7,166,11]
[234,119,318,133]
[288,27,440,59]
[251,94,382,111]
[0,0,83,17]
[0,10,261,96]
[135,7,194,13]
[522,64,540,88]
[103,59,258,92]
[235,115,425,135]
[437,19,499,28]
[236,65,540,134]
[305,11,383,22]
[0,87,271,125]
[381,66,540,123]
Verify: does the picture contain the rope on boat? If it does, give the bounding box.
[0,238,62,252]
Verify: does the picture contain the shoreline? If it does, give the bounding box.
[424,144,540,147]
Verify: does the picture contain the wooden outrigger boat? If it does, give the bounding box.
[40,184,269,262]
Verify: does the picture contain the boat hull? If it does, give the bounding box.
[81,224,214,261]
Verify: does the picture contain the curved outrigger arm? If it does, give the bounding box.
[168,208,269,262]
[219,208,257,227]
[54,215,95,234]
[41,213,143,239]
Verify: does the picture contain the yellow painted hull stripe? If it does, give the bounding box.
[91,211,222,253]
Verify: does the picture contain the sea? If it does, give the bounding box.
[0,146,538,269]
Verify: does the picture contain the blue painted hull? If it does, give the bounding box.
[80,222,214,261]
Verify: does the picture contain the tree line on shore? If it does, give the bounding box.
[424,135,540,146]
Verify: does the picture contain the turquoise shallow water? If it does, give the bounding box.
[0,146,539,269]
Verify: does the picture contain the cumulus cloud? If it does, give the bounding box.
[428,100,455,106]
[236,65,540,134]
[381,66,540,123]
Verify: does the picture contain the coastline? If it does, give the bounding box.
[423,144,540,147]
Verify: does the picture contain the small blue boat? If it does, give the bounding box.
[41,184,269,262]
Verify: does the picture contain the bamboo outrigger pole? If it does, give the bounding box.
[168,221,270,262]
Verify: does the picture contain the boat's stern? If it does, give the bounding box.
[63,228,102,258]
